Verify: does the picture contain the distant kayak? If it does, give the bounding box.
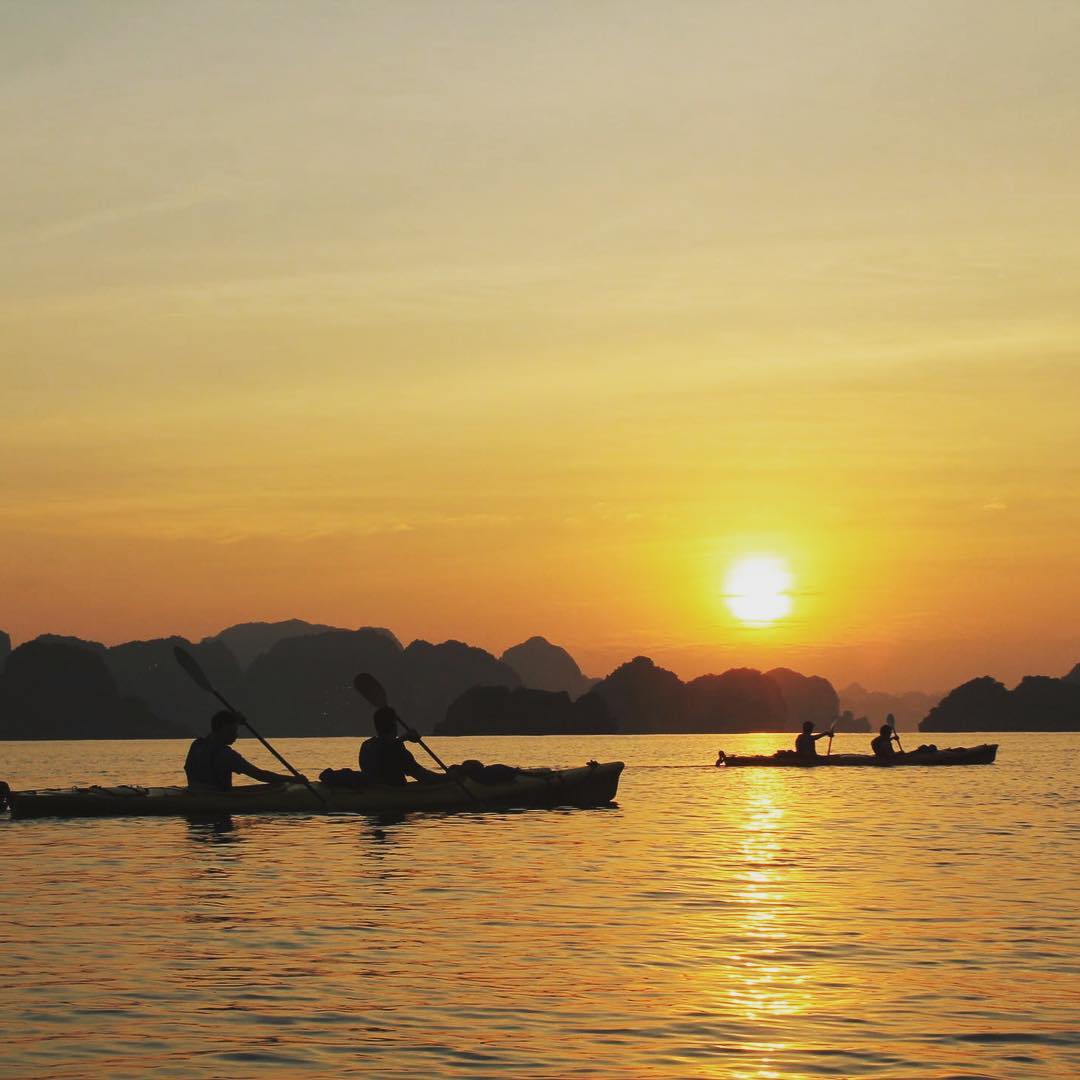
[2,761,624,820]
[715,745,997,768]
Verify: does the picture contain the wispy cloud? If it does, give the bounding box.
[4,179,254,249]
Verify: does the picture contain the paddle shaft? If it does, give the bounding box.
[399,720,452,773]
[175,649,325,806]
[886,714,904,753]
[400,720,480,804]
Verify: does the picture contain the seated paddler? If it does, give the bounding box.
[871,721,901,758]
[184,710,304,791]
[359,706,444,786]
[794,720,832,758]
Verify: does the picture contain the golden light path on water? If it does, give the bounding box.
[703,776,809,1080]
[1,733,1078,1078]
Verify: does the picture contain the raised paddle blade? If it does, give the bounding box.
[353,672,388,709]
[174,646,214,693]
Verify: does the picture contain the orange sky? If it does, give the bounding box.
[3,3,1079,691]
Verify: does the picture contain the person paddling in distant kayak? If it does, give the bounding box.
[359,707,444,786]
[871,722,902,758]
[795,720,832,758]
[184,711,304,791]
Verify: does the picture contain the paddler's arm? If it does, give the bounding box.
[398,731,444,783]
[233,756,307,786]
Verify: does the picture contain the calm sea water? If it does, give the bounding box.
[1,732,1077,1079]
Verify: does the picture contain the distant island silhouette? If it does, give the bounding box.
[838,683,944,731]
[0,619,1074,738]
[920,673,1080,732]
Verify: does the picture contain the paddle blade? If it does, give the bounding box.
[174,646,213,692]
[353,672,388,709]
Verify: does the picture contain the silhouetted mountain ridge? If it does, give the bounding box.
[500,636,595,697]
[436,686,617,736]
[204,620,400,668]
[576,657,846,736]
[244,628,408,737]
[0,640,185,739]
[920,670,1080,731]
[0,620,961,738]
[767,668,839,729]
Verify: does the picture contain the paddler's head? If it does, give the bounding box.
[801,721,814,734]
[211,710,241,745]
[373,706,399,737]
[880,723,893,736]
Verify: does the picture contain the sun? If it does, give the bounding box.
[723,556,793,626]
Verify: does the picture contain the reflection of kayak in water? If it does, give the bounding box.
[715,745,998,768]
[2,761,624,819]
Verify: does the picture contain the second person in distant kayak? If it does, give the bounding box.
[871,721,902,758]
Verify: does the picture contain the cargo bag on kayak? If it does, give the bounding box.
[318,767,372,789]
[449,760,524,785]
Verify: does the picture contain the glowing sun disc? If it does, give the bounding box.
[724,556,793,625]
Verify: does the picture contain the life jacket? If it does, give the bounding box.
[184,737,241,790]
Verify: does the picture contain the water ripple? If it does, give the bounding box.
[1,732,1077,1077]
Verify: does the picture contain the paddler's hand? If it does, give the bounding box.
[402,727,422,743]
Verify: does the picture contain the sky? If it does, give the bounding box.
[2,1,1079,691]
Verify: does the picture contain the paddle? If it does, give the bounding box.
[352,672,479,803]
[887,714,905,753]
[827,720,837,756]
[173,645,325,807]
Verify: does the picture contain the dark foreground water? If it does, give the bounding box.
[1,732,1077,1079]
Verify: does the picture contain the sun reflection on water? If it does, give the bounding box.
[721,775,815,1076]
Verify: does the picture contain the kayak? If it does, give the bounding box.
[716,745,997,768]
[2,761,624,820]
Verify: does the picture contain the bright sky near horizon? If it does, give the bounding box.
[2,1,1079,692]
